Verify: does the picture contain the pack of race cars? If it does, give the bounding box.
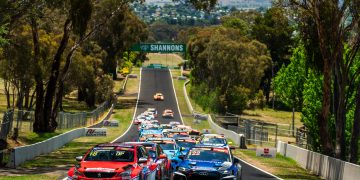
[66,107,242,180]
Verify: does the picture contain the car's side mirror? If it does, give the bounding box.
[138,157,148,164]
[76,156,83,162]
[158,154,167,159]
[178,155,185,160]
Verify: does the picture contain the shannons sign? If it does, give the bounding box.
[130,43,186,53]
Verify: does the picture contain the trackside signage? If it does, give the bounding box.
[103,120,119,127]
[256,147,276,158]
[85,128,107,136]
[130,43,186,53]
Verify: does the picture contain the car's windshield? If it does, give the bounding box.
[176,141,195,149]
[85,148,134,162]
[148,150,156,158]
[201,137,226,145]
[161,126,172,129]
[187,149,230,162]
[159,143,176,150]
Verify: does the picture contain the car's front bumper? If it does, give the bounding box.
[173,171,236,180]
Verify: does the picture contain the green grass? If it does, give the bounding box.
[0,174,59,180]
[171,70,212,132]
[243,108,302,127]
[113,78,125,93]
[233,149,321,180]
[144,53,184,67]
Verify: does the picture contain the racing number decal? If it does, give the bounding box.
[116,151,125,156]
[190,150,200,155]
[89,151,98,156]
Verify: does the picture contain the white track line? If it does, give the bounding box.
[111,68,142,143]
[236,157,283,180]
[169,69,185,125]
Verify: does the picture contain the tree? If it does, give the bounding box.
[188,27,271,114]
[274,46,306,110]
[289,0,360,159]
[252,6,294,104]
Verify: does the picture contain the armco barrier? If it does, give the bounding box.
[9,104,115,167]
[10,128,85,167]
[277,141,360,180]
[183,80,242,145]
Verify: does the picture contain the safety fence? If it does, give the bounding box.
[277,141,360,180]
[213,114,301,147]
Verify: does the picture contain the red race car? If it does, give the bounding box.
[67,143,160,180]
[153,93,164,101]
[123,142,171,179]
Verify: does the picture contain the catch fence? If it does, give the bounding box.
[0,100,111,140]
[213,114,304,148]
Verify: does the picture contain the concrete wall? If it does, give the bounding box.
[277,141,360,180]
[183,80,242,145]
[9,104,114,167]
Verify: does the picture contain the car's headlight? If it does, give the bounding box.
[220,170,231,175]
[178,166,188,172]
[116,170,132,179]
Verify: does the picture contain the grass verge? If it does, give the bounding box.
[233,149,321,180]
[171,69,211,132]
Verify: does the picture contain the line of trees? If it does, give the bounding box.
[273,0,360,163]
[184,1,360,164]
[0,0,219,134]
[0,0,149,133]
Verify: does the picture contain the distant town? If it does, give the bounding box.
[132,0,271,25]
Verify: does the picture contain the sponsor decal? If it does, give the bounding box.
[85,168,115,172]
[103,120,119,127]
[256,147,276,158]
[85,128,107,136]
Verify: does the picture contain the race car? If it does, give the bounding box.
[122,142,171,179]
[145,138,179,159]
[146,138,183,171]
[173,145,242,180]
[169,121,181,127]
[175,138,197,155]
[162,109,174,118]
[134,117,146,125]
[66,143,160,180]
[165,130,189,138]
[160,124,173,130]
[139,130,164,141]
[199,134,229,147]
[138,123,160,131]
[153,93,164,101]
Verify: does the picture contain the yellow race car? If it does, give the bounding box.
[153,93,164,101]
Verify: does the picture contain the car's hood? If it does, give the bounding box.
[184,160,232,171]
[79,161,133,172]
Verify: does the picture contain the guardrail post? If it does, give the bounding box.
[275,124,278,148]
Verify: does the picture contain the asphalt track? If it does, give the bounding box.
[113,68,279,180]
[114,68,182,143]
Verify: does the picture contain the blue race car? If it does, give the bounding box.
[175,137,197,155]
[173,145,242,180]
[139,130,164,141]
[146,138,183,171]
[199,134,230,147]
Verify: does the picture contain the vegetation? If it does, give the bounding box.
[187,26,271,114]
[233,149,321,180]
